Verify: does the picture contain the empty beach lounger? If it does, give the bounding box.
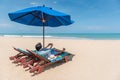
[9,47,36,64]
[9,47,30,60]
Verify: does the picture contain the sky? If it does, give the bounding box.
[0,0,120,33]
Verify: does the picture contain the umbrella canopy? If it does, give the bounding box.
[8,5,74,47]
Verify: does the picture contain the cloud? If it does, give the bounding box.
[81,25,109,31]
[30,2,38,6]
[53,1,57,4]
[86,26,102,30]
[0,23,12,27]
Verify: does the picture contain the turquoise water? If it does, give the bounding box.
[1,33,120,39]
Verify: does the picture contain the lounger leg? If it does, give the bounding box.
[21,58,28,65]
[9,55,21,60]
[13,57,20,63]
[23,60,34,68]
[29,61,44,73]
[9,52,22,60]
[30,66,39,73]
[14,57,26,63]
[37,66,44,74]
[9,56,16,60]
[64,56,68,62]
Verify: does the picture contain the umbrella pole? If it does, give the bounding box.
[43,24,45,48]
[42,10,45,48]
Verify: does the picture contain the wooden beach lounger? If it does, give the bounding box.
[9,47,36,65]
[26,49,72,74]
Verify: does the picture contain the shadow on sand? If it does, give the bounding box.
[30,54,75,76]
[10,53,75,76]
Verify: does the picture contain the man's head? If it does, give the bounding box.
[35,42,42,51]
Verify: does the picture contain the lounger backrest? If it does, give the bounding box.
[26,49,50,63]
[14,48,30,55]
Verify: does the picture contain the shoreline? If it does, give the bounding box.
[1,33,120,40]
[1,36,120,40]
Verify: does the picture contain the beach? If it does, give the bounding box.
[0,37,120,80]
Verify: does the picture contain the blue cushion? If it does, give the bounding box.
[51,49,58,55]
[55,55,62,61]
[60,52,69,57]
[41,48,50,51]
[49,52,69,62]
[35,50,50,59]
[17,48,30,55]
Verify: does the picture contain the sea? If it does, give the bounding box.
[1,33,120,40]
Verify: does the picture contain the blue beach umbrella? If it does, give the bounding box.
[8,5,74,47]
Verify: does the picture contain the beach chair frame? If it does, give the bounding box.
[9,47,36,65]
[26,49,70,74]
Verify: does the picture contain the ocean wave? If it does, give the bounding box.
[22,35,54,38]
[52,36,80,39]
[3,35,22,37]
[1,34,79,39]
[1,33,120,40]
[2,35,54,38]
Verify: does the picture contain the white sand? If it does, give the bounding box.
[0,37,120,80]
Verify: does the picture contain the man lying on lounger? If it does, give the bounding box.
[35,43,65,61]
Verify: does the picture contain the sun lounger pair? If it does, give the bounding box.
[9,47,73,75]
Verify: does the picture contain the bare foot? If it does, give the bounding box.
[63,48,66,51]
